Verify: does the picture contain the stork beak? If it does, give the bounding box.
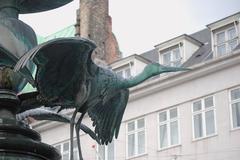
[162,66,191,73]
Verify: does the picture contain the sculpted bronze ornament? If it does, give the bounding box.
[0,0,190,159]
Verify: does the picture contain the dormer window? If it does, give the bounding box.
[207,12,240,57]
[111,54,150,80]
[162,47,182,67]
[156,34,202,67]
[215,26,238,56]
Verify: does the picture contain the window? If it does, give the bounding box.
[97,141,114,160]
[162,48,182,67]
[127,118,146,158]
[158,108,180,149]
[215,27,238,56]
[54,139,79,160]
[116,67,131,78]
[230,88,240,129]
[192,96,216,139]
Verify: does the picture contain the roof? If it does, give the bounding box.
[44,25,75,42]
[207,12,240,28]
[182,42,212,67]
[140,28,213,66]
[190,28,211,44]
[183,29,213,67]
[110,54,152,69]
[36,25,75,44]
[140,48,158,63]
[138,12,240,67]
[154,34,203,49]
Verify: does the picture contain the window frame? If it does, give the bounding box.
[161,47,182,67]
[229,86,240,130]
[214,26,239,56]
[191,96,217,141]
[96,140,115,160]
[116,66,132,79]
[157,107,181,150]
[54,139,79,160]
[126,117,147,159]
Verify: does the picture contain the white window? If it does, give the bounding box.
[116,67,131,79]
[158,108,180,149]
[192,96,216,139]
[97,141,114,160]
[162,48,182,67]
[230,87,240,129]
[54,139,79,160]
[215,27,238,56]
[127,118,146,158]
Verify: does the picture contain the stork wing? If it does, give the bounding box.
[88,89,129,145]
[18,91,46,113]
[78,123,100,144]
[15,38,96,106]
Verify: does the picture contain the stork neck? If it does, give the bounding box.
[119,68,152,89]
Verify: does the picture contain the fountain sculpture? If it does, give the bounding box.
[0,0,189,159]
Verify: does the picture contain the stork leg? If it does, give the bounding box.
[75,112,86,160]
[70,83,90,159]
[70,109,78,160]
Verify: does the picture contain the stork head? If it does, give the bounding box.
[145,63,191,77]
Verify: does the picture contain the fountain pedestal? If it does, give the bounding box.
[0,90,61,160]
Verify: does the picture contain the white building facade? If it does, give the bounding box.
[33,12,240,160]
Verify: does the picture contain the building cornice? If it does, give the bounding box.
[110,54,151,70]
[207,12,240,31]
[154,34,203,51]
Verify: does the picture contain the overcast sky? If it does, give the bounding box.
[20,0,240,57]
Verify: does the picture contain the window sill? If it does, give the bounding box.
[192,133,218,142]
[214,50,237,59]
[230,127,240,132]
[157,144,181,152]
[126,153,148,160]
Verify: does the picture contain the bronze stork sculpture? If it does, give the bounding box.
[0,0,190,160]
[14,37,189,160]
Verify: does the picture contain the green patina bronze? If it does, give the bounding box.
[0,0,190,160]
[0,0,73,14]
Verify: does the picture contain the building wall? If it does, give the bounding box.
[36,53,240,160]
[133,59,148,76]
[183,39,200,62]
[122,63,240,160]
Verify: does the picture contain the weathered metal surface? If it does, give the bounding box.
[0,1,71,159]
[0,90,61,160]
[0,18,36,91]
[0,3,36,92]
[0,0,73,14]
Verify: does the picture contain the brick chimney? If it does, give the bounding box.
[75,0,121,65]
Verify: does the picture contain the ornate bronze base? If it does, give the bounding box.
[0,90,61,160]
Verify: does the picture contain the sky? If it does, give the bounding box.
[20,0,240,57]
